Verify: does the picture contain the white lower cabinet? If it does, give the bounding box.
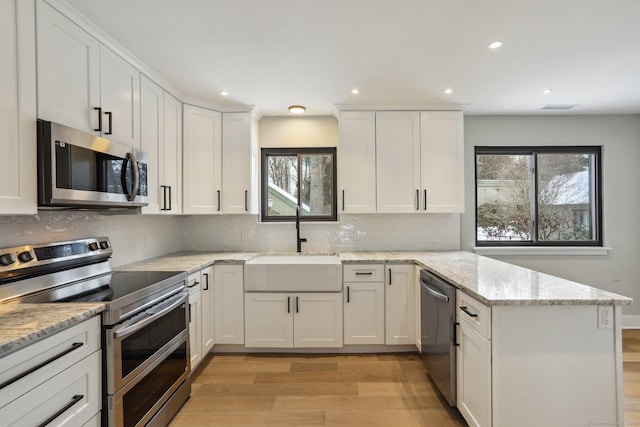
[343,264,385,345]
[456,290,492,427]
[385,265,416,345]
[187,272,202,370]
[245,292,343,348]
[201,266,215,353]
[214,264,245,344]
[0,316,101,426]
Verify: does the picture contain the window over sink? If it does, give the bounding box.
[261,147,337,222]
[475,146,602,246]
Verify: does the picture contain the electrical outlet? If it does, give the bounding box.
[598,306,613,329]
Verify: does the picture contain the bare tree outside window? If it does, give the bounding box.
[476,147,601,246]
[261,148,337,221]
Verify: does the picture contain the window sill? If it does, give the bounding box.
[473,246,611,256]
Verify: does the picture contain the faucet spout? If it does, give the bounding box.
[296,206,307,252]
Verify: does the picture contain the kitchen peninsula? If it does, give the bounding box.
[117,250,631,427]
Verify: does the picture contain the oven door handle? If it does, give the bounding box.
[113,292,187,339]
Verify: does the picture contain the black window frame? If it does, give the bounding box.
[475,146,603,247]
[261,147,338,222]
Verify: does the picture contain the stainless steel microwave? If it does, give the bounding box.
[37,120,149,209]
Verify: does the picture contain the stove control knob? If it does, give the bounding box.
[18,251,34,263]
[0,253,16,266]
[88,242,99,251]
[99,241,110,250]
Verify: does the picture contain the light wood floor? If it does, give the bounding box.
[169,353,464,426]
[169,330,640,426]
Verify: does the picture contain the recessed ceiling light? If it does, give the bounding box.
[288,105,306,114]
[351,88,360,95]
[444,89,453,94]
[220,91,229,96]
[542,88,553,94]
[488,40,503,49]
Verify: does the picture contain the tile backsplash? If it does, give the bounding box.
[0,211,182,267]
[181,214,461,252]
[0,212,460,268]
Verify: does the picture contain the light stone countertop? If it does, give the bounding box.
[0,303,105,357]
[116,250,632,307]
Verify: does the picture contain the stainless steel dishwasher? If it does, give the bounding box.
[420,269,457,406]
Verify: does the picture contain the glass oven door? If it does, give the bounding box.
[108,337,190,427]
[106,291,188,394]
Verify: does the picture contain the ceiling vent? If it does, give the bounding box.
[542,104,579,110]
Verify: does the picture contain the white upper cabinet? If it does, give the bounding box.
[140,75,164,214]
[338,111,376,214]
[36,0,140,147]
[98,45,140,148]
[36,0,99,135]
[222,112,256,214]
[375,112,421,213]
[183,105,222,214]
[0,0,37,215]
[420,111,464,213]
[161,92,183,214]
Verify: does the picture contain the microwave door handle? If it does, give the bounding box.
[120,153,140,201]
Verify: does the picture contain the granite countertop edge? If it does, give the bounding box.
[0,303,106,358]
[116,250,633,307]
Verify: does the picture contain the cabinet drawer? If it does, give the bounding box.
[343,264,384,282]
[457,290,491,339]
[0,316,100,408]
[0,350,101,426]
[187,272,201,296]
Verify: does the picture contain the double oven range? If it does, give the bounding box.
[0,237,190,426]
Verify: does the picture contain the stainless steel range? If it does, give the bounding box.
[0,237,190,427]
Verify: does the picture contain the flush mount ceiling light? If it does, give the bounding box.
[288,105,306,114]
[542,88,553,94]
[351,88,360,94]
[444,88,453,94]
[488,40,503,49]
[220,91,229,96]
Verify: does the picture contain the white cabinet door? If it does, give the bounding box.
[183,105,222,214]
[99,45,140,148]
[385,265,416,345]
[457,317,492,427]
[244,293,293,348]
[376,112,421,213]
[338,111,376,214]
[201,266,215,353]
[187,273,202,369]
[221,112,255,214]
[343,282,385,345]
[0,0,37,215]
[420,111,464,213]
[294,293,343,348]
[140,76,164,214]
[36,0,100,135]
[213,265,244,344]
[160,92,182,214]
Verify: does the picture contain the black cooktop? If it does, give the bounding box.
[60,271,185,303]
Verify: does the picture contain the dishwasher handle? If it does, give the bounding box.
[420,278,449,302]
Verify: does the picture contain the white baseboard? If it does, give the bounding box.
[622,315,640,329]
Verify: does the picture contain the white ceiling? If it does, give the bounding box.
[65,0,640,116]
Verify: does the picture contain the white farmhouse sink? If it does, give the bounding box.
[244,254,342,292]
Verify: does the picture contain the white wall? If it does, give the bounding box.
[259,116,338,147]
[462,115,640,317]
[0,211,181,267]
[181,213,460,252]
